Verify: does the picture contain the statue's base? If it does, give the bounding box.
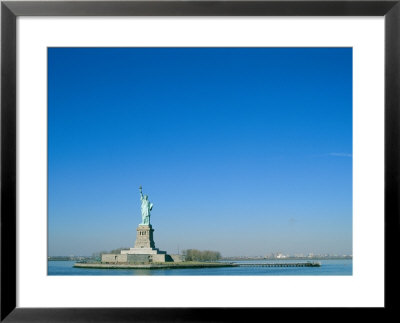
[101,252,170,264]
[133,224,156,249]
[121,247,166,255]
[101,223,181,264]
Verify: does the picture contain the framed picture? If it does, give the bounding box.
[1,0,398,321]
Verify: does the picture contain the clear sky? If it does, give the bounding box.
[48,47,352,257]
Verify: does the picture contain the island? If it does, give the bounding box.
[74,187,234,269]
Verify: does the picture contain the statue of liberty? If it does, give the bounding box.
[139,186,153,225]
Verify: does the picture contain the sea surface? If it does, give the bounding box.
[48,259,352,276]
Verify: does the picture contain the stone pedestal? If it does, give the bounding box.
[101,222,180,264]
[134,224,155,249]
[119,224,167,257]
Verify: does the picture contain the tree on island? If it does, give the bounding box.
[91,251,107,261]
[182,249,222,262]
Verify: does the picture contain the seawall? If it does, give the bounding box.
[73,262,237,270]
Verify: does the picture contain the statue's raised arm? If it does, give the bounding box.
[139,186,143,199]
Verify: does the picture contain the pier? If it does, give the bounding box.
[236,262,321,267]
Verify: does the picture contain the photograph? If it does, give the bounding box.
[47,47,353,276]
[2,0,398,319]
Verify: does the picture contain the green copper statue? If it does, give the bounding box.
[139,186,153,225]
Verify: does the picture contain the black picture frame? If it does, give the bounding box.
[1,0,398,321]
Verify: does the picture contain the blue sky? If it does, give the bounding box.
[48,48,352,257]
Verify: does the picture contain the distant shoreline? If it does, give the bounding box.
[49,256,352,262]
[221,256,352,261]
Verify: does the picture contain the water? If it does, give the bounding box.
[48,259,352,276]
